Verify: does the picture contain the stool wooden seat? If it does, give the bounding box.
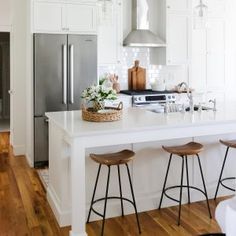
[90,149,135,166]
[159,142,212,225]
[162,142,203,156]
[214,140,236,200]
[220,139,236,149]
[87,149,141,236]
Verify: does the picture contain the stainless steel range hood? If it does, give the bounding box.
[123,0,166,47]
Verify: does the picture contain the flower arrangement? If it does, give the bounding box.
[81,82,117,111]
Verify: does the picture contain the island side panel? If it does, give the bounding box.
[47,121,72,227]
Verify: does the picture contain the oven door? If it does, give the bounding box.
[134,103,165,113]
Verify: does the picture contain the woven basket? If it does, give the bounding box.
[82,102,123,122]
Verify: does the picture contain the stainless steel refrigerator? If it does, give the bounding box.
[33,34,97,167]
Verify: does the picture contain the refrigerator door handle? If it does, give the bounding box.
[69,44,74,104]
[63,44,67,105]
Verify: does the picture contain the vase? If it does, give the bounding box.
[93,100,105,111]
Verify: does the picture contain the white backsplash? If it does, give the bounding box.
[98,47,188,90]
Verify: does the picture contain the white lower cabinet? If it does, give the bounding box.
[32,1,97,34]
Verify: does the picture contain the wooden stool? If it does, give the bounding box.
[159,142,212,225]
[214,140,236,200]
[87,149,141,236]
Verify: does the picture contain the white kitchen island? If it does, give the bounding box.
[46,105,236,236]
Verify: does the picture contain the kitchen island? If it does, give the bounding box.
[46,105,236,236]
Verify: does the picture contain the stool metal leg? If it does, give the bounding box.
[117,165,124,216]
[178,156,185,225]
[87,164,102,223]
[101,166,111,236]
[159,154,173,209]
[214,147,230,200]
[196,154,212,218]
[125,163,141,234]
[185,156,191,204]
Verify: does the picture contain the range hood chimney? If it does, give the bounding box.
[123,0,166,47]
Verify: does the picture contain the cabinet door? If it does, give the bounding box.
[167,0,190,11]
[98,0,122,64]
[66,3,97,33]
[33,2,63,32]
[167,14,189,65]
[206,19,225,90]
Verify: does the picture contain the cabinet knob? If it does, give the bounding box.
[167,6,170,9]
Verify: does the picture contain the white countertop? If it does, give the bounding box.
[46,103,236,138]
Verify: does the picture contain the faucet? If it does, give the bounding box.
[178,82,194,112]
[209,98,217,111]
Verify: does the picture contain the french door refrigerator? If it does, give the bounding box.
[34,34,97,167]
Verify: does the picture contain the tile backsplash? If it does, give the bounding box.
[98,47,188,90]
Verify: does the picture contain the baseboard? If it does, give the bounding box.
[47,184,71,227]
[13,144,25,156]
[25,153,33,167]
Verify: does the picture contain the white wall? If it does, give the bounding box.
[25,0,34,166]
[0,0,11,31]
[11,0,27,155]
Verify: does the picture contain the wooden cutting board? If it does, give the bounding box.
[128,60,146,90]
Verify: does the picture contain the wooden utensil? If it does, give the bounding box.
[128,60,146,90]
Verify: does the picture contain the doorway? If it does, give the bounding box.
[0,32,10,132]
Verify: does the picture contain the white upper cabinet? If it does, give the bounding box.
[206,18,225,89]
[167,0,190,12]
[66,3,97,33]
[98,0,122,65]
[165,0,191,65]
[32,1,97,34]
[33,2,63,32]
[166,14,189,65]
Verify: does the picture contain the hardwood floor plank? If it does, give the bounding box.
[0,133,229,235]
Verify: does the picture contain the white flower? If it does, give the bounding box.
[81,84,117,102]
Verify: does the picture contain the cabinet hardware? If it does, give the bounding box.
[63,44,67,105]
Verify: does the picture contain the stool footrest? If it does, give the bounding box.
[220,177,236,192]
[164,185,207,204]
[91,196,136,219]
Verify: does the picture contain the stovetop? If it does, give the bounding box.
[120,89,174,96]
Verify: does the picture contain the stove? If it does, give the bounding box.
[120,90,177,107]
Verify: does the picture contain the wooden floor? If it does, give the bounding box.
[0,132,226,236]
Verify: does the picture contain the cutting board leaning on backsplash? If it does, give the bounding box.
[128,60,146,90]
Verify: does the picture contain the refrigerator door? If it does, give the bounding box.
[34,34,68,116]
[34,116,48,167]
[67,35,97,111]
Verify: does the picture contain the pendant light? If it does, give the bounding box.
[195,0,208,17]
[194,0,208,29]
